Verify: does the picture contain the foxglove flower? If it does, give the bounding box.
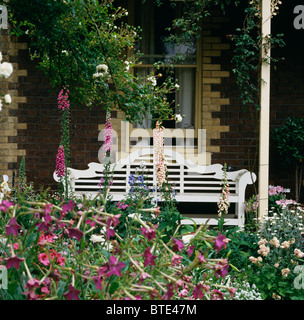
[153,121,167,187]
[58,87,70,111]
[102,114,113,159]
[55,145,65,178]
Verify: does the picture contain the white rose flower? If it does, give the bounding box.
[147,76,157,86]
[96,64,108,73]
[175,83,180,89]
[0,62,13,79]
[93,72,101,79]
[3,94,11,104]
[175,114,183,123]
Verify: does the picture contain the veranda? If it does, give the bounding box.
[0,0,304,301]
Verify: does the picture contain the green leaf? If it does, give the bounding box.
[109,281,119,295]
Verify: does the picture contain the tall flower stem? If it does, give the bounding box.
[58,87,70,199]
[99,109,114,200]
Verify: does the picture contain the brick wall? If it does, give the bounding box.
[1,33,110,191]
[0,31,27,187]
[1,3,303,200]
[202,4,304,201]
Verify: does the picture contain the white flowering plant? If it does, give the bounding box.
[223,275,263,300]
[247,205,304,299]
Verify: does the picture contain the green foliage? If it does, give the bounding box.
[246,206,304,300]
[7,0,179,124]
[272,117,304,166]
[271,117,304,201]
[0,176,234,300]
[18,156,26,192]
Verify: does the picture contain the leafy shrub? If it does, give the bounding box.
[247,205,304,299]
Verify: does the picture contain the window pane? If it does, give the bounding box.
[134,0,196,65]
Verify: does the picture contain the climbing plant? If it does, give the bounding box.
[6,0,179,125]
[7,0,285,120]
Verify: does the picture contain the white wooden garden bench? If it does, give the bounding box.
[53,148,256,228]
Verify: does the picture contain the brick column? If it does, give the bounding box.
[201,26,230,157]
[0,31,27,187]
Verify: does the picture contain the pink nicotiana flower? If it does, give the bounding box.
[117,202,129,210]
[214,259,229,278]
[143,247,157,267]
[188,245,195,257]
[211,289,225,300]
[4,254,25,269]
[5,217,22,236]
[107,255,126,277]
[67,227,84,241]
[214,232,229,253]
[141,226,157,242]
[63,284,81,300]
[198,253,207,263]
[0,200,14,213]
[139,272,151,284]
[171,236,185,252]
[23,278,41,300]
[106,228,115,240]
[106,214,121,228]
[61,200,76,214]
[162,283,175,300]
[171,254,182,266]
